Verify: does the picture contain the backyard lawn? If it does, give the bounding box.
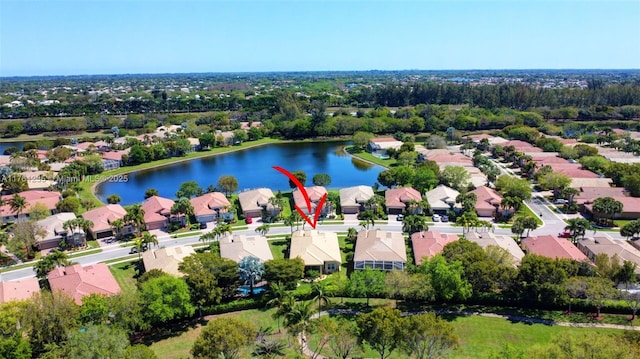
[109,260,139,294]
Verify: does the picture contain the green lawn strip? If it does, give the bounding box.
[345,145,396,168]
[86,240,100,249]
[148,303,623,359]
[173,231,202,238]
[517,204,543,225]
[278,193,293,218]
[68,248,102,258]
[268,238,289,260]
[318,221,345,225]
[231,226,248,231]
[108,260,139,295]
[103,254,139,264]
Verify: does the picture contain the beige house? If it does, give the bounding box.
[354,230,407,271]
[464,232,525,265]
[219,234,274,263]
[425,185,461,214]
[578,237,640,275]
[340,185,374,214]
[289,230,341,274]
[35,212,85,250]
[238,188,277,218]
[142,246,196,277]
[292,186,329,217]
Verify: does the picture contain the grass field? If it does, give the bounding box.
[109,260,140,294]
[148,304,625,359]
[346,146,396,168]
[268,238,289,260]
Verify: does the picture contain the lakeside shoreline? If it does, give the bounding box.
[85,137,354,206]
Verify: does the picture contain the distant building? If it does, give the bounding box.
[368,138,403,156]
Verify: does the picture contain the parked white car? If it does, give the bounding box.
[432,214,441,222]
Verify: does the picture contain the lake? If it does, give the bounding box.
[95,141,384,205]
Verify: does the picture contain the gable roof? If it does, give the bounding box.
[290,230,341,266]
[238,188,275,213]
[0,278,40,304]
[47,263,121,305]
[82,204,127,233]
[410,231,459,265]
[354,230,407,263]
[340,186,374,208]
[190,192,231,216]
[292,186,327,211]
[385,187,422,209]
[425,185,460,211]
[464,232,525,265]
[219,234,274,263]
[574,187,626,205]
[142,246,196,277]
[471,186,503,212]
[521,235,589,261]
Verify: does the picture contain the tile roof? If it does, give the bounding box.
[142,246,196,277]
[471,186,503,213]
[584,196,640,215]
[35,212,78,244]
[290,230,341,266]
[354,230,407,263]
[292,186,327,212]
[385,187,422,209]
[141,196,174,223]
[340,186,374,208]
[81,204,127,233]
[574,187,626,205]
[219,234,273,263]
[0,190,61,217]
[521,235,589,261]
[238,188,275,213]
[190,192,231,216]
[579,237,640,275]
[425,185,460,211]
[410,231,459,265]
[0,278,40,304]
[464,232,525,265]
[47,263,121,305]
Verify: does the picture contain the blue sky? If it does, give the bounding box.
[1,0,639,76]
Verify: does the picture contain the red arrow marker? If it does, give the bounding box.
[273,166,326,229]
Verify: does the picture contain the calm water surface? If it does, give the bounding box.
[96,141,383,205]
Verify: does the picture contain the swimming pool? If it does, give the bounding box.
[237,285,267,295]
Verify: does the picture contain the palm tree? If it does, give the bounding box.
[9,194,27,221]
[238,256,264,297]
[284,301,314,340]
[500,196,521,216]
[110,218,125,240]
[311,282,331,314]
[255,224,271,236]
[252,340,287,359]
[592,196,624,225]
[265,283,291,333]
[358,210,375,229]
[346,227,358,246]
[564,218,592,243]
[402,215,428,234]
[141,231,158,249]
[62,218,94,247]
[124,204,146,235]
[171,197,194,227]
[218,223,233,237]
[132,237,145,260]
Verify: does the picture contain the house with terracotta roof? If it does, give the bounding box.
[0,278,40,304]
[584,196,640,220]
[574,187,626,205]
[354,230,407,271]
[578,237,640,275]
[425,185,461,214]
[190,192,232,224]
[501,140,542,153]
[471,186,504,217]
[410,231,459,265]
[464,232,525,265]
[141,196,175,231]
[35,212,85,250]
[292,186,329,217]
[100,150,128,171]
[47,263,121,305]
[82,204,130,240]
[368,138,403,156]
[142,245,196,277]
[385,187,422,214]
[219,234,273,263]
[238,188,277,218]
[0,190,62,224]
[521,235,589,262]
[545,164,599,179]
[340,186,374,214]
[289,230,341,274]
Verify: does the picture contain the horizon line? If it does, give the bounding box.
[2,68,640,80]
